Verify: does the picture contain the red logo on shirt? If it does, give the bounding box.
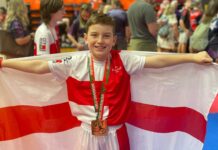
[39,38,47,51]
[112,66,122,73]
[55,60,62,63]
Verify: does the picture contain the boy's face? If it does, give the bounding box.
[84,24,116,61]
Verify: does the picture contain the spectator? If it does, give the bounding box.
[157,0,179,52]
[189,0,218,53]
[189,0,203,32]
[127,0,158,51]
[34,0,65,56]
[103,4,112,14]
[201,0,218,24]
[177,0,192,53]
[67,3,92,51]
[205,0,218,61]
[0,7,7,30]
[207,16,218,61]
[3,0,34,47]
[97,3,105,15]
[108,1,129,50]
[157,0,170,18]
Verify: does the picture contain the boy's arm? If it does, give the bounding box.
[0,59,50,74]
[144,51,213,68]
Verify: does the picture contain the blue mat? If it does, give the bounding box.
[203,113,218,150]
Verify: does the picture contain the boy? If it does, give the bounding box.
[0,14,213,149]
[34,0,65,56]
[178,0,192,53]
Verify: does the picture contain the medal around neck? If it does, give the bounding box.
[91,119,108,136]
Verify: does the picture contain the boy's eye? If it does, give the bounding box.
[90,34,97,37]
[104,34,111,38]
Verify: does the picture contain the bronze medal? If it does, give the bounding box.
[91,119,108,136]
[88,56,110,136]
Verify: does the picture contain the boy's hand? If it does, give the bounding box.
[194,51,213,64]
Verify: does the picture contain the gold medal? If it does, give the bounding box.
[91,119,108,136]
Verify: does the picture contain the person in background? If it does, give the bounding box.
[205,0,218,61]
[189,0,203,32]
[97,3,105,15]
[157,0,179,52]
[67,3,92,51]
[189,0,218,53]
[103,3,112,14]
[200,0,218,24]
[3,0,34,47]
[34,0,65,56]
[107,1,129,50]
[177,0,192,53]
[0,7,7,30]
[157,0,170,18]
[127,0,158,51]
[0,14,213,150]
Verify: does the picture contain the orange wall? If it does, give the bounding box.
[24,0,134,10]
[24,0,40,9]
[120,0,134,10]
[24,0,98,9]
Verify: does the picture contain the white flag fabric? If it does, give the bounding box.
[0,51,218,150]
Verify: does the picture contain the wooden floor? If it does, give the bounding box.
[60,47,77,53]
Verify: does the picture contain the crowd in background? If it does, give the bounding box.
[0,0,218,59]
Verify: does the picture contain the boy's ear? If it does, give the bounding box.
[84,33,88,44]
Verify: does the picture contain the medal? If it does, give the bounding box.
[91,119,108,136]
[88,55,110,136]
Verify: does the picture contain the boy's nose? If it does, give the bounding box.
[97,36,103,43]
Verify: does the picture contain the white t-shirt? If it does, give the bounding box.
[34,23,59,55]
[48,51,146,82]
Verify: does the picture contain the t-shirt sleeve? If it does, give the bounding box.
[34,30,50,55]
[144,4,157,24]
[120,51,145,75]
[48,55,77,81]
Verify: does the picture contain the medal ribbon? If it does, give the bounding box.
[88,55,110,120]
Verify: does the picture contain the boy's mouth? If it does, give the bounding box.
[94,46,106,49]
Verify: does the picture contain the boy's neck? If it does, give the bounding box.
[92,56,106,62]
[91,54,110,62]
[48,20,57,28]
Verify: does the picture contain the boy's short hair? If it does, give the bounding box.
[40,0,63,24]
[0,7,7,14]
[85,14,115,34]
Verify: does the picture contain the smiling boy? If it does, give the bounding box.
[0,14,213,150]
